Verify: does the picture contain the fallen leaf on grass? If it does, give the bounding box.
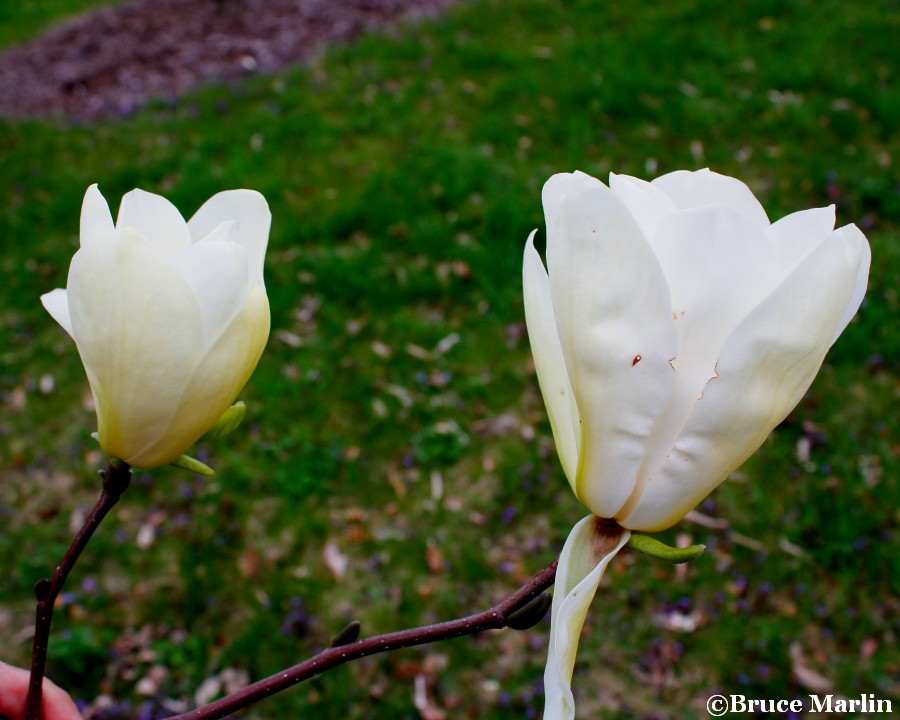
[790,642,834,693]
[324,539,349,581]
[136,665,168,696]
[414,674,447,720]
[426,542,445,574]
[238,548,259,578]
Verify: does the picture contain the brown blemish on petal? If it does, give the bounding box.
[632,355,642,366]
[591,517,626,561]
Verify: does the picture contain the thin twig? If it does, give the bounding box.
[164,557,560,720]
[24,460,131,720]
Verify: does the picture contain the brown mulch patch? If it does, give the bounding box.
[0,0,462,121]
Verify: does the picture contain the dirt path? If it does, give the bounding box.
[0,0,462,121]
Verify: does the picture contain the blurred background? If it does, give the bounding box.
[0,0,897,718]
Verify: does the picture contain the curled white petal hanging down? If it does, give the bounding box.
[543,517,630,720]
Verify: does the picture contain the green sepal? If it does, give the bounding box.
[171,453,215,476]
[627,533,705,564]
[206,401,247,440]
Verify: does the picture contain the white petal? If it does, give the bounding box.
[193,219,234,245]
[80,184,115,247]
[544,516,630,720]
[542,172,604,217]
[608,172,676,242]
[769,205,835,271]
[129,284,270,468]
[543,174,677,517]
[116,189,191,252]
[616,203,780,521]
[652,205,779,329]
[169,238,251,348]
[188,189,271,285]
[652,169,770,227]
[830,224,871,345]
[40,288,73,337]
[67,229,205,465]
[523,230,579,487]
[619,224,869,531]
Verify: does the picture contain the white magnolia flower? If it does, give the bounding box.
[523,169,870,720]
[41,185,271,469]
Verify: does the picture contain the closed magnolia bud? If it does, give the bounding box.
[41,184,271,469]
[524,169,870,532]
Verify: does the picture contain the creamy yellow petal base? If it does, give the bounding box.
[523,230,579,487]
[129,284,269,467]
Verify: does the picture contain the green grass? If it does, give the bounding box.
[1,0,898,718]
[0,0,122,48]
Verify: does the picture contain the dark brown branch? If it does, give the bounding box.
[25,460,131,720]
[165,557,559,720]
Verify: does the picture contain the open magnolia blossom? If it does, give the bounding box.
[41,185,271,469]
[523,169,870,720]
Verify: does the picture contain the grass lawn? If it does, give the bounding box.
[0,0,121,49]
[0,0,897,717]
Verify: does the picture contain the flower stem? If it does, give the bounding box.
[24,460,131,720]
[164,558,560,720]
